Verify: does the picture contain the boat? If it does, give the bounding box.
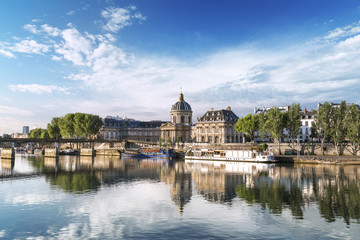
[140,148,176,158]
[122,148,176,159]
[185,148,276,163]
[59,149,80,155]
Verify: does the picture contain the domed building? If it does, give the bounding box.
[160,92,193,144]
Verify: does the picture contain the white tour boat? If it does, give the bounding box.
[185,148,277,163]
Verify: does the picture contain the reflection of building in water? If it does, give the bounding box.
[185,160,275,203]
[161,161,192,215]
[0,158,15,177]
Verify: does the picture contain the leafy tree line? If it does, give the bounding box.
[235,101,360,156]
[28,113,103,139]
[313,101,360,156]
[235,103,301,154]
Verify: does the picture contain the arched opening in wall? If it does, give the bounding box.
[215,136,219,143]
[181,116,185,123]
[201,136,205,143]
[208,136,212,143]
[188,116,191,124]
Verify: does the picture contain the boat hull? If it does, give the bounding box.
[184,155,276,163]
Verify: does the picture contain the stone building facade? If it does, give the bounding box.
[101,117,164,142]
[191,107,243,143]
[160,93,193,143]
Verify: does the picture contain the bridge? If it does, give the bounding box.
[0,138,154,150]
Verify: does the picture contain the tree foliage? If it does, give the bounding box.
[47,113,103,139]
[263,108,287,154]
[344,104,360,155]
[235,114,260,142]
[315,102,333,155]
[314,101,360,156]
[29,128,48,139]
[286,103,301,147]
[47,117,61,139]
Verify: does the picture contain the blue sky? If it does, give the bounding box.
[1,0,360,134]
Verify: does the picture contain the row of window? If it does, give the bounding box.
[173,115,191,124]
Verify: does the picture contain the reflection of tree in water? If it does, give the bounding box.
[45,172,101,194]
[236,178,304,219]
[316,178,360,225]
[236,165,360,224]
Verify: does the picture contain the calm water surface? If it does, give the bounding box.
[1,154,360,239]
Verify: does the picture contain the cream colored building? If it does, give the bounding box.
[191,107,243,143]
[160,93,193,143]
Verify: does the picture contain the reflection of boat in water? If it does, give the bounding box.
[185,159,275,175]
[185,148,276,163]
[122,148,176,159]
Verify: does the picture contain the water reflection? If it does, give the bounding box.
[2,154,360,226]
[185,160,360,224]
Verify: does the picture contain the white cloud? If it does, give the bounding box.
[51,55,62,61]
[11,39,49,54]
[101,6,146,32]
[24,24,39,34]
[6,194,63,205]
[324,21,360,39]
[41,24,61,37]
[0,105,33,115]
[67,10,75,16]
[55,28,92,65]
[9,84,71,94]
[0,230,5,238]
[0,48,15,58]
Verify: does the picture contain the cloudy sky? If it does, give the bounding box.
[1,0,360,134]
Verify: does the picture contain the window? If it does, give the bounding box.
[305,121,308,126]
[188,116,191,123]
[181,116,185,123]
[305,128,308,134]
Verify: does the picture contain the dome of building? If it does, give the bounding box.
[171,92,192,111]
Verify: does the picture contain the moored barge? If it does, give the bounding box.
[185,149,276,163]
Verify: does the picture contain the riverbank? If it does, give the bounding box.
[275,155,360,164]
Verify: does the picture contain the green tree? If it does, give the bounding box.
[177,135,181,148]
[344,104,360,155]
[235,114,260,142]
[330,101,347,155]
[29,128,48,139]
[40,129,49,139]
[285,103,301,149]
[263,108,287,154]
[310,122,319,141]
[159,136,162,148]
[84,114,103,138]
[74,113,86,138]
[47,117,62,139]
[59,113,75,138]
[315,102,332,155]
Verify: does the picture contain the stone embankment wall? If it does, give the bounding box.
[181,142,360,156]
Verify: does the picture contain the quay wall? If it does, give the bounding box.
[44,148,59,158]
[0,148,15,159]
[80,148,95,157]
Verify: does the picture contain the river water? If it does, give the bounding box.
[0,154,359,239]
